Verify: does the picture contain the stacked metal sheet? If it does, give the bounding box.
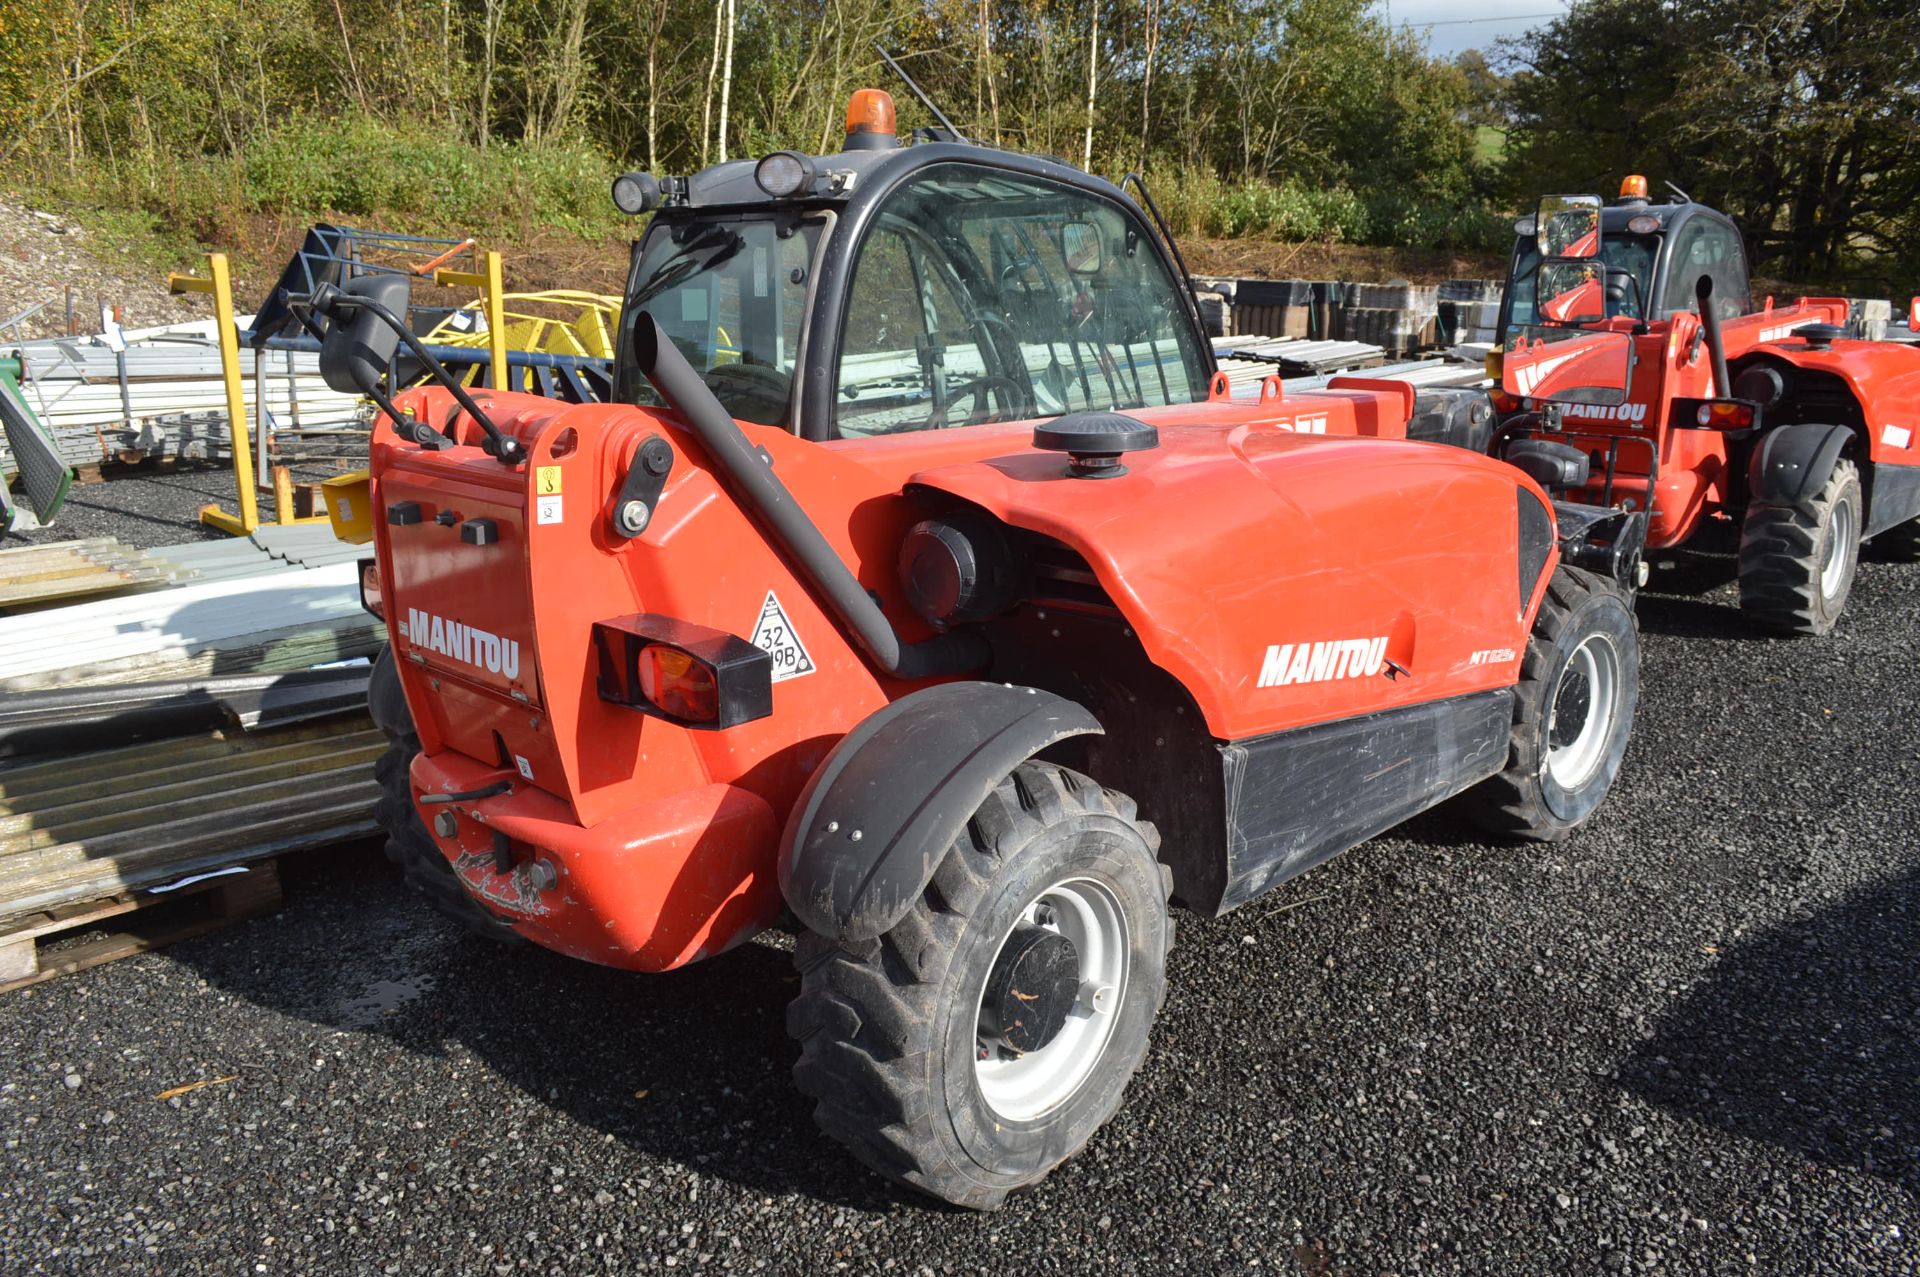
[2,328,364,475]
[145,522,366,585]
[0,717,382,929]
[0,539,185,608]
[0,560,382,691]
[1214,344,1486,403]
[1214,335,1388,376]
[1285,359,1490,393]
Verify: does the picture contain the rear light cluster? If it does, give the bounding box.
[1672,396,1761,433]
[1695,401,1753,428]
[1489,388,1524,414]
[591,614,773,730]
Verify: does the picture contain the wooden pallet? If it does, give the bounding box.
[0,861,281,993]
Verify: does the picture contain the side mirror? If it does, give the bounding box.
[1502,322,1633,406]
[1538,262,1607,324]
[1537,194,1603,259]
[318,274,413,396]
[1061,222,1103,274]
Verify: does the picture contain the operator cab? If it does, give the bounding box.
[1499,175,1752,339]
[607,90,1213,442]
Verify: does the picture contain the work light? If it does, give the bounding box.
[754,151,816,200]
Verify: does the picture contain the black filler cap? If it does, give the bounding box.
[1032,411,1159,479]
[1793,322,1846,350]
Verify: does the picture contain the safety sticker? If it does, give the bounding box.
[1884,425,1912,450]
[514,754,534,781]
[536,466,564,495]
[536,494,564,524]
[750,590,815,682]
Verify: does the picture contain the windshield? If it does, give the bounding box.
[833,165,1210,438]
[1508,234,1659,325]
[616,213,824,426]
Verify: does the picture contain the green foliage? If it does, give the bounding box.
[3,0,1512,266]
[1157,171,1508,251]
[233,118,621,238]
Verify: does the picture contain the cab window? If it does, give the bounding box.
[1508,234,1658,326]
[1662,217,1750,319]
[833,165,1208,438]
[616,213,823,426]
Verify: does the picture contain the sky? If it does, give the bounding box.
[1374,0,1573,59]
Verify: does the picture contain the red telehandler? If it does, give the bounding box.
[305,90,1641,1207]
[1490,178,1920,634]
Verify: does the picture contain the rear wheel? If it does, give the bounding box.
[787,762,1171,1209]
[1464,566,1639,841]
[1738,457,1862,635]
[374,734,524,942]
[368,647,521,942]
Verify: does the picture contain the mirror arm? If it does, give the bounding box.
[357,374,453,451]
[308,284,524,465]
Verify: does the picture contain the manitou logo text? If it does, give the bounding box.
[405,608,521,679]
[1258,636,1388,688]
[1563,402,1648,424]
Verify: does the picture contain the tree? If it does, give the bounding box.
[1502,0,1920,284]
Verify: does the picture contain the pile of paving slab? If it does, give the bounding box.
[1192,277,1503,360]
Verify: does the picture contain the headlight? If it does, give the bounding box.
[754,151,816,200]
[612,172,662,215]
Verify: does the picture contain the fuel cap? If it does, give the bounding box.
[1032,411,1159,479]
[1793,322,1846,350]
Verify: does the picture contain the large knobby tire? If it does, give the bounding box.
[1738,457,1862,635]
[1464,566,1639,841]
[373,732,523,943]
[788,762,1172,1209]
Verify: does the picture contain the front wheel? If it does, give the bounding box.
[1738,457,1862,635]
[1463,565,1639,841]
[787,763,1171,1209]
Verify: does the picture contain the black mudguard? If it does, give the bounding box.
[778,682,1103,944]
[1750,423,1852,510]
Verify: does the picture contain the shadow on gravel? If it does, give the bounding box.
[1620,867,1919,1196]
[176,844,910,1212]
[1632,594,1773,642]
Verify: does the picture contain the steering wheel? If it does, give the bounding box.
[928,373,1027,430]
[705,361,793,424]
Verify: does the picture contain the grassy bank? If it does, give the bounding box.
[10,117,1513,295]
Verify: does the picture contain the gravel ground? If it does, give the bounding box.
[2,546,1916,1276]
[7,462,361,552]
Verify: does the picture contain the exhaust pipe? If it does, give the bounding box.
[1695,275,1732,398]
[633,315,990,681]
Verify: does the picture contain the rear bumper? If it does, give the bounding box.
[411,750,783,971]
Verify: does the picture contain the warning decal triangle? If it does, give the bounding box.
[749,590,815,682]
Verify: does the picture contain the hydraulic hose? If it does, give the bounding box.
[1695,275,1732,399]
[632,314,990,681]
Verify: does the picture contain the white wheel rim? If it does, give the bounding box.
[1821,498,1855,599]
[973,876,1129,1122]
[1544,633,1619,790]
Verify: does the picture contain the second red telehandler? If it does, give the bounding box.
[1491,178,1920,635]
